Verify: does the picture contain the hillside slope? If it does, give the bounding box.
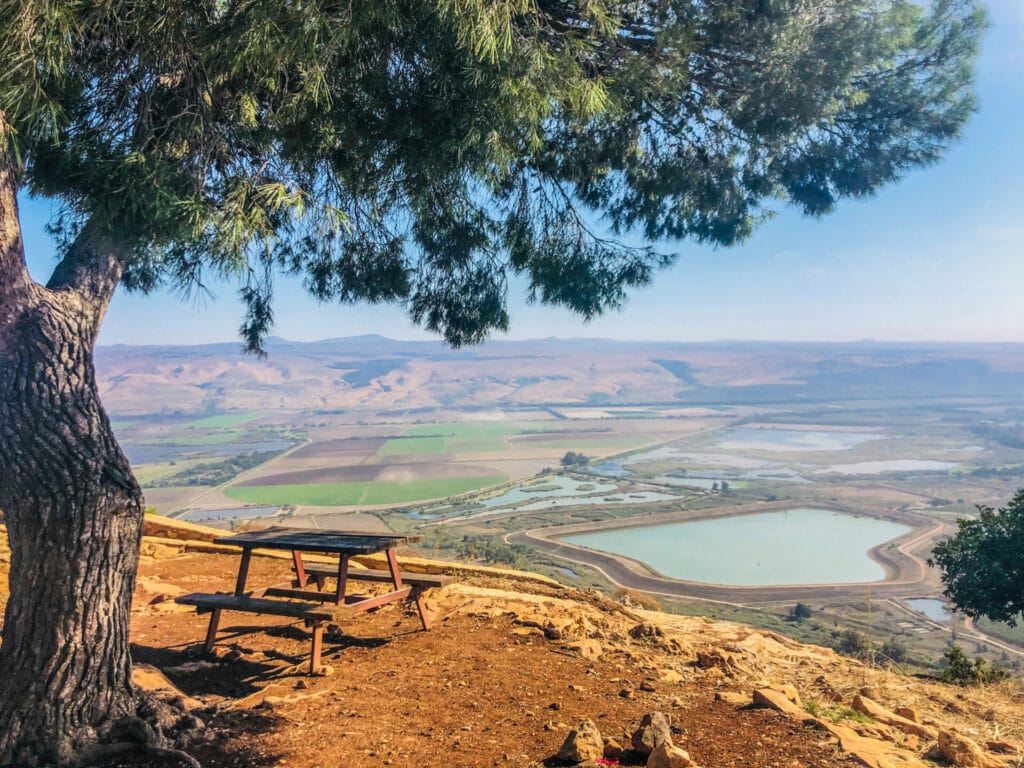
[93,338,1024,414]
[1,523,1022,767]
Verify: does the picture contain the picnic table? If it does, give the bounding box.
[175,527,450,673]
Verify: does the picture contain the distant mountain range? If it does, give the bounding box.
[95,336,1024,415]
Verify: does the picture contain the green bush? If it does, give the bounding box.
[940,645,1008,686]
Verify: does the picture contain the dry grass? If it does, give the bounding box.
[615,586,662,611]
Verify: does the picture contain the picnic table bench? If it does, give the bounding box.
[175,527,449,673]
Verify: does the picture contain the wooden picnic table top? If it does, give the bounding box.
[212,526,420,555]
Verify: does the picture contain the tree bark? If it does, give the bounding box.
[0,143,145,766]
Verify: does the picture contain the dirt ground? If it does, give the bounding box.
[127,552,859,768]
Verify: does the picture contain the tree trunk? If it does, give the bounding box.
[0,143,145,766]
[0,306,144,766]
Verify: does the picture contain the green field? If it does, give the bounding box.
[225,475,506,506]
[520,437,647,451]
[404,421,561,453]
[186,412,264,429]
[134,459,205,486]
[377,436,446,455]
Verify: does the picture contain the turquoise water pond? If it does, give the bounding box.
[562,508,910,586]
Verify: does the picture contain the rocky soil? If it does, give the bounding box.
[1,520,1024,768]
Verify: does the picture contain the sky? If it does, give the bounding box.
[17,0,1024,347]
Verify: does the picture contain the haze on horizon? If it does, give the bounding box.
[18,0,1024,348]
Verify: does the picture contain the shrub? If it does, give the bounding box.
[880,635,908,664]
[789,603,812,621]
[833,628,872,660]
[940,645,1008,686]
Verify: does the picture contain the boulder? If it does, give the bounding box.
[894,706,919,723]
[566,639,603,659]
[556,720,605,764]
[603,738,624,760]
[715,691,750,708]
[647,742,691,768]
[632,711,673,756]
[752,688,813,723]
[937,730,1003,768]
[851,695,936,740]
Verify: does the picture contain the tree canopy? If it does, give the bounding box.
[930,490,1024,626]
[4,0,983,350]
[0,2,986,763]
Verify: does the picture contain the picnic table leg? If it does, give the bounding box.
[385,547,432,631]
[310,623,324,675]
[293,550,308,588]
[335,554,349,605]
[234,548,253,595]
[412,588,432,631]
[385,547,404,588]
[204,608,222,653]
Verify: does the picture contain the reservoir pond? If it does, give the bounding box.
[905,598,953,623]
[562,508,910,586]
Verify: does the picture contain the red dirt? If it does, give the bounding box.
[122,552,859,768]
[288,438,389,460]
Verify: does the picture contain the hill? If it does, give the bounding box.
[94,338,1024,415]
[2,520,1021,767]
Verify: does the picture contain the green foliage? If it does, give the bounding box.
[453,534,532,568]
[880,635,908,664]
[790,603,813,621]
[2,0,984,351]
[930,489,1024,626]
[146,450,281,488]
[832,628,872,660]
[561,450,589,466]
[940,645,1008,686]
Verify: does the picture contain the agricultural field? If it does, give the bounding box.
[121,408,726,516]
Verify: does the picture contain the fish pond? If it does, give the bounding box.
[562,508,911,586]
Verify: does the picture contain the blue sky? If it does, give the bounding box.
[18,0,1024,346]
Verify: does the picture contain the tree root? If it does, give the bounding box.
[74,741,202,768]
[75,688,206,768]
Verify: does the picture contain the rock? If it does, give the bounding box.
[894,706,918,723]
[567,639,603,659]
[937,730,1003,768]
[669,697,685,708]
[556,720,605,764]
[986,739,1021,755]
[827,721,926,768]
[631,622,665,639]
[902,734,920,751]
[715,691,750,707]
[604,738,623,759]
[646,742,691,768]
[859,686,879,699]
[640,680,657,692]
[632,711,673,757]
[696,650,726,670]
[771,684,801,705]
[752,689,813,723]
[659,668,685,684]
[851,695,936,740]
[619,688,635,699]
[131,664,204,712]
[544,625,564,641]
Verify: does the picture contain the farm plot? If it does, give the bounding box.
[225,475,505,507]
[225,416,721,509]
